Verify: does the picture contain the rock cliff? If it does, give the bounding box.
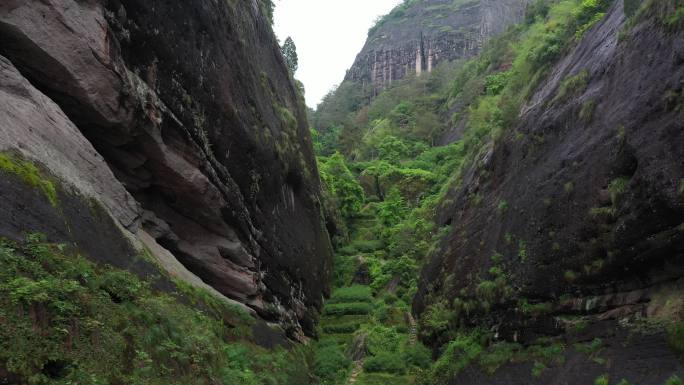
[345,0,530,97]
[415,0,684,382]
[0,0,332,338]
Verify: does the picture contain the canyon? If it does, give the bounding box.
[0,0,682,384]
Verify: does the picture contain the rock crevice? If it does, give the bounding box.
[0,0,332,338]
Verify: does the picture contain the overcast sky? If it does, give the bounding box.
[274,0,403,109]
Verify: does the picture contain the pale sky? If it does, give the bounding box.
[274,0,403,109]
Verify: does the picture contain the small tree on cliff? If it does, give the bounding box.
[263,0,275,24]
[281,37,299,74]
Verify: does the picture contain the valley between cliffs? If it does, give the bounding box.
[0,0,683,384]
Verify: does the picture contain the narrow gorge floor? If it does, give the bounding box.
[316,211,428,385]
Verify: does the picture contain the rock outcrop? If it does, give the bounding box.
[346,0,530,97]
[0,0,332,338]
[415,0,684,382]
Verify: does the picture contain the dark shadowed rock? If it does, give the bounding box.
[0,0,332,338]
[415,0,684,381]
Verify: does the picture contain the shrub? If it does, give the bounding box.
[554,70,590,103]
[314,344,352,385]
[421,300,453,337]
[319,153,365,219]
[565,181,575,194]
[575,338,604,356]
[580,99,597,122]
[589,206,617,221]
[497,200,509,213]
[323,323,361,334]
[666,322,684,356]
[595,374,609,385]
[329,285,374,304]
[525,0,550,23]
[424,333,483,384]
[532,361,547,378]
[332,254,357,287]
[608,177,630,204]
[519,299,553,317]
[479,342,522,374]
[476,280,499,303]
[378,135,411,164]
[323,302,373,316]
[350,240,385,253]
[337,245,358,256]
[98,269,144,303]
[564,270,578,283]
[667,375,684,385]
[364,352,406,374]
[365,324,402,355]
[485,71,511,95]
[403,343,432,369]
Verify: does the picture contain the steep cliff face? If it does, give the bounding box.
[345,0,529,97]
[0,0,332,338]
[415,0,684,382]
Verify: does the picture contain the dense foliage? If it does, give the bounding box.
[0,234,311,385]
[307,0,680,384]
[281,37,299,74]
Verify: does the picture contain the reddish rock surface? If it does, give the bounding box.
[0,0,332,338]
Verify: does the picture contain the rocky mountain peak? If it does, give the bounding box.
[346,0,530,97]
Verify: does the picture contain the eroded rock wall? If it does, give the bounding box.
[415,0,684,382]
[345,0,529,96]
[0,0,332,338]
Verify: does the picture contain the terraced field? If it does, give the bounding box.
[314,210,430,385]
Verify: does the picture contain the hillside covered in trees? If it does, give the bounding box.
[310,0,684,384]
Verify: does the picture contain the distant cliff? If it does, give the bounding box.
[345,0,530,97]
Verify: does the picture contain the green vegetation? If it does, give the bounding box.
[328,285,374,304]
[0,234,309,385]
[580,99,597,122]
[261,0,275,24]
[323,302,373,316]
[666,321,684,356]
[368,0,423,36]
[622,0,684,34]
[668,375,684,385]
[281,37,299,74]
[595,374,610,385]
[309,0,650,383]
[0,152,58,207]
[364,353,405,374]
[609,177,630,204]
[554,70,590,104]
[313,340,352,385]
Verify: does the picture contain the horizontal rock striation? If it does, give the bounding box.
[0,0,332,338]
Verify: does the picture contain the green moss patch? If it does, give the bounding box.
[0,152,58,207]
